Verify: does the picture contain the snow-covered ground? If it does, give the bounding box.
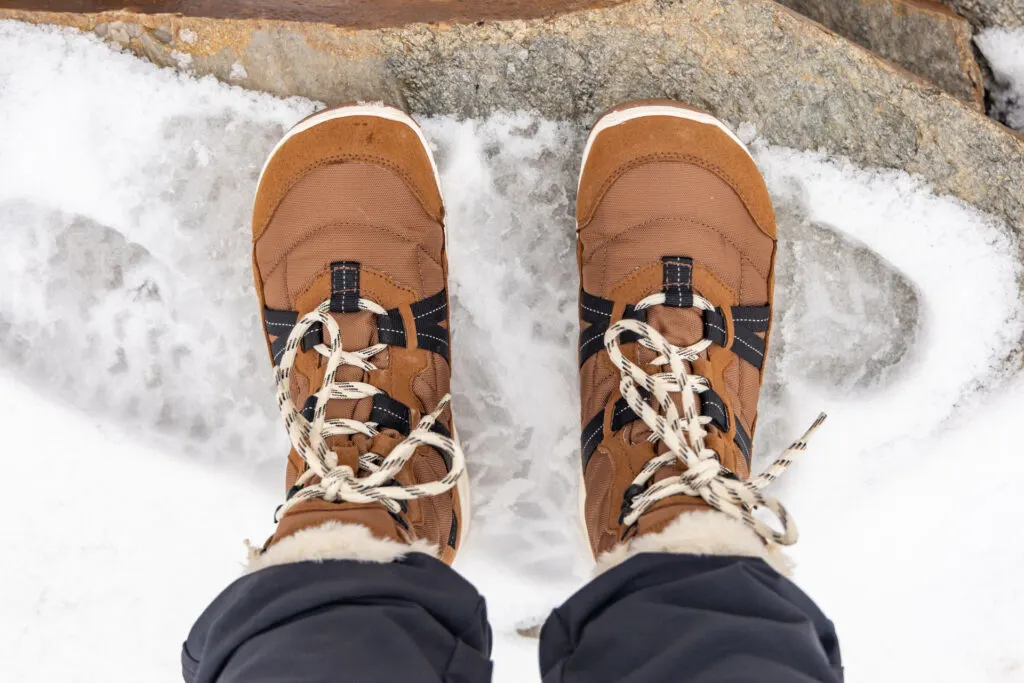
[2,21,1024,683]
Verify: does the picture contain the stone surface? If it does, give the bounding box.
[0,0,630,28]
[941,0,1024,27]
[778,0,984,108]
[2,0,1024,230]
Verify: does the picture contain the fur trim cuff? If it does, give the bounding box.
[246,521,438,574]
[594,510,794,577]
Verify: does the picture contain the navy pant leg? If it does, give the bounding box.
[539,554,842,683]
[182,553,492,683]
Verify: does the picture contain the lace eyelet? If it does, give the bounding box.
[389,509,409,530]
[618,483,646,525]
[274,296,465,523]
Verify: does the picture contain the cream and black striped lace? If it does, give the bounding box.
[605,291,825,545]
[273,298,464,522]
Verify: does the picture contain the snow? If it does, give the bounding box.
[1,20,1023,683]
[228,62,247,81]
[977,28,1024,130]
[0,376,277,682]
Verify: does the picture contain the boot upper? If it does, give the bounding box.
[252,110,463,563]
[576,103,778,556]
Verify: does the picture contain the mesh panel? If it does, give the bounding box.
[648,306,703,348]
[738,257,770,308]
[581,163,773,297]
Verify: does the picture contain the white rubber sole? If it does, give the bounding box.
[452,424,472,550]
[577,104,754,191]
[256,102,444,203]
[257,102,470,549]
[578,470,591,555]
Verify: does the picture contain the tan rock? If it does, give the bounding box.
[0,0,630,29]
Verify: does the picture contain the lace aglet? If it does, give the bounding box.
[430,393,452,418]
[791,412,827,450]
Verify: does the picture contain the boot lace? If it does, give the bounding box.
[273,298,465,522]
[605,291,825,545]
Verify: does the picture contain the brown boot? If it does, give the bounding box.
[247,104,469,572]
[576,100,823,574]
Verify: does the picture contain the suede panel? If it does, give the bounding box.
[253,111,443,241]
[269,500,409,547]
[577,100,775,237]
[257,163,446,307]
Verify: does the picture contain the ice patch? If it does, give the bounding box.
[1,19,1023,683]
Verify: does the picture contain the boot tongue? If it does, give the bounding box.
[623,305,706,453]
[646,306,704,349]
[324,308,376,421]
[294,309,384,472]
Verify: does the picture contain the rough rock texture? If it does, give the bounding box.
[0,0,632,27]
[941,0,1024,27]
[777,0,984,108]
[2,0,1023,230]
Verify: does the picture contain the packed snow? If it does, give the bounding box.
[977,28,1024,130]
[1,20,1023,683]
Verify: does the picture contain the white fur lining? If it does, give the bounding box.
[594,510,794,577]
[246,521,439,574]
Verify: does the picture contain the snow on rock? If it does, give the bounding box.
[1,19,1023,683]
[977,28,1024,129]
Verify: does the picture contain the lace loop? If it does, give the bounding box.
[274,298,465,522]
[605,291,825,546]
